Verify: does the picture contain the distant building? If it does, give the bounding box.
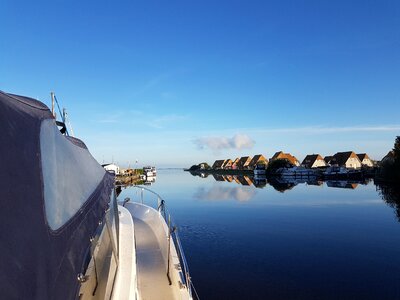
[301,154,327,168]
[237,156,252,169]
[248,154,268,169]
[381,151,395,164]
[330,151,362,169]
[212,159,226,169]
[270,151,300,166]
[222,159,233,169]
[102,163,120,175]
[324,156,333,165]
[120,168,134,176]
[357,153,374,167]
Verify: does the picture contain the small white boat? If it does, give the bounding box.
[143,166,157,177]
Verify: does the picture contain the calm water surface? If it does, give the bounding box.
[119,169,400,300]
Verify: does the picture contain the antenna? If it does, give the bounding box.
[63,108,75,137]
[50,92,56,118]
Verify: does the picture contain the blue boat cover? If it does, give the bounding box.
[0,91,114,299]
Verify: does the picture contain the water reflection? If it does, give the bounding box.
[118,169,400,300]
[194,185,256,202]
[326,180,358,189]
[188,171,375,193]
[376,182,400,221]
[268,177,298,192]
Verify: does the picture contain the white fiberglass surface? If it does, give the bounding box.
[40,119,105,230]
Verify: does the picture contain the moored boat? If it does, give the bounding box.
[276,166,318,178]
[0,91,197,300]
[143,166,157,177]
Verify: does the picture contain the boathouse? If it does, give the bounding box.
[301,154,327,168]
[381,151,395,164]
[237,156,252,169]
[324,155,333,165]
[357,153,374,167]
[248,154,268,169]
[270,151,300,166]
[330,151,362,169]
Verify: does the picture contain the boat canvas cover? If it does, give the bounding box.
[0,91,114,299]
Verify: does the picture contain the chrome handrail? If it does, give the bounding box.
[120,185,196,298]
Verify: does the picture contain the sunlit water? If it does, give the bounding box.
[119,169,400,300]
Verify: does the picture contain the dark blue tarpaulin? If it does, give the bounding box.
[0,91,114,299]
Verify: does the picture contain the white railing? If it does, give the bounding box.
[118,185,199,299]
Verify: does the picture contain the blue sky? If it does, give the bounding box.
[1,1,399,167]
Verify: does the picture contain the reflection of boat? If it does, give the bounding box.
[326,180,359,189]
[144,175,156,185]
[254,164,267,176]
[0,92,196,299]
[253,178,267,188]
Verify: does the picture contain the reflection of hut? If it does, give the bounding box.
[222,159,233,169]
[233,176,241,184]
[301,154,327,168]
[248,154,268,169]
[212,159,225,169]
[237,156,252,169]
[326,181,358,189]
[224,175,233,182]
[236,175,253,186]
[231,158,240,169]
[212,174,226,182]
[330,151,361,169]
[270,151,300,166]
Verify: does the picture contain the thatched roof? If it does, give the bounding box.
[301,154,325,168]
[270,151,299,166]
[248,154,268,168]
[330,151,360,166]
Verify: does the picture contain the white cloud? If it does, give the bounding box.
[193,134,255,151]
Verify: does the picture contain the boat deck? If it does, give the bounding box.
[134,218,174,300]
